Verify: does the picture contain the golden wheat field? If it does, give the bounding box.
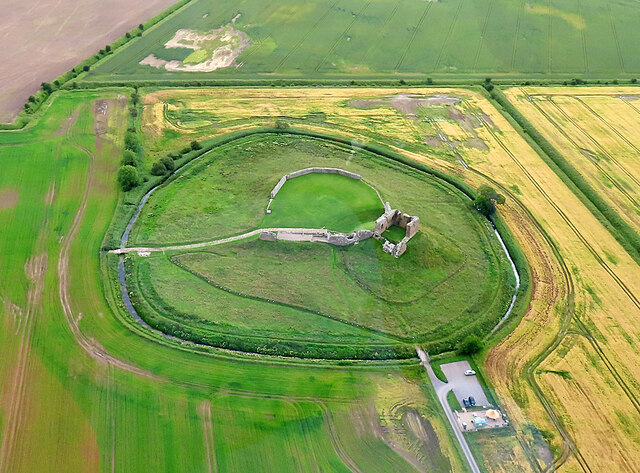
[140,87,640,472]
[504,87,640,235]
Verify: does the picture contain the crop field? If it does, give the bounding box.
[84,0,640,82]
[504,86,640,242]
[126,132,514,357]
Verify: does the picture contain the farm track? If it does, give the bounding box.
[434,0,465,72]
[607,0,625,73]
[547,0,552,73]
[0,184,53,473]
[314,0,373,73]
[472,0,495,72]
[57,104,158,381]
[360,0,403,66]
[523,93,640,211]
[273,0,341,73]
[576,0,589,72]
[394,0,433,71]
[199,401,218,473]
[466,167,580,472]
[509,0,525,71]
[471,99,640,470]
[317,402,364,473]
[568,96,640,187]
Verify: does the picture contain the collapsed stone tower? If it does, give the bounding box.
[373,203,420,258]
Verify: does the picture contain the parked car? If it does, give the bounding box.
[463,398,471,408]
[469,396,476,407]
[464,369,476,376]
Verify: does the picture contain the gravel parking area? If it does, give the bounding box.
[440,361,491,407]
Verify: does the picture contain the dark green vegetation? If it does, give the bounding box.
[86,0,640,82]
[267,173,383,232]
[128,134,515,358]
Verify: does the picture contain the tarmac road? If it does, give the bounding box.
[417,349,481,473]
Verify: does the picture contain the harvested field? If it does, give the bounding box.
[0,0,177,123]
[504,87,640,239]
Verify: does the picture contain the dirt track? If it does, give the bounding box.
[0,0,176,123]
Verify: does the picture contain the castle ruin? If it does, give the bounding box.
[261,168,419,258]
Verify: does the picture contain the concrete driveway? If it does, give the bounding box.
[440,361,491,407]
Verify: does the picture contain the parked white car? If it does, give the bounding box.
[464,369,476,376]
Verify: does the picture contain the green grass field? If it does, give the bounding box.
[0,89,468,473]
[266,173,383,232]
[126,133,514,358]
[86,0,640,81]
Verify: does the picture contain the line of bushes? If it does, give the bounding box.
[490,87,640,263]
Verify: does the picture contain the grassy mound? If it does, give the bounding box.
[128,134,514,358]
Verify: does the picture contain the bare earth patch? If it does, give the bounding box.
[0,189,18,210]
[140,24,251,72]
[350,93,460,119]
[0,0,177,123]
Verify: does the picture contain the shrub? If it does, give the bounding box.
[275,119,289,129]
[160,156,175,171]
[121,150,136,166]
[458,335,484,355]
[105,45,111,53]
[474,185,505,217]
[124,132,138,151]
[190,140,202,150]
[83,65,90,72]
[117,166,140,191]
[151,161,168,176]
[41,82,53,93]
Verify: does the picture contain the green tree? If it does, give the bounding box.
[190,140,202,150]
[117,166,140,191]
[151,161,168,176]
[124,132,138,151]
[160,156,175,171]
[121,150,136,166]
[457,335,484,355]
[41,82,53,93]
[473,185,505,217]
